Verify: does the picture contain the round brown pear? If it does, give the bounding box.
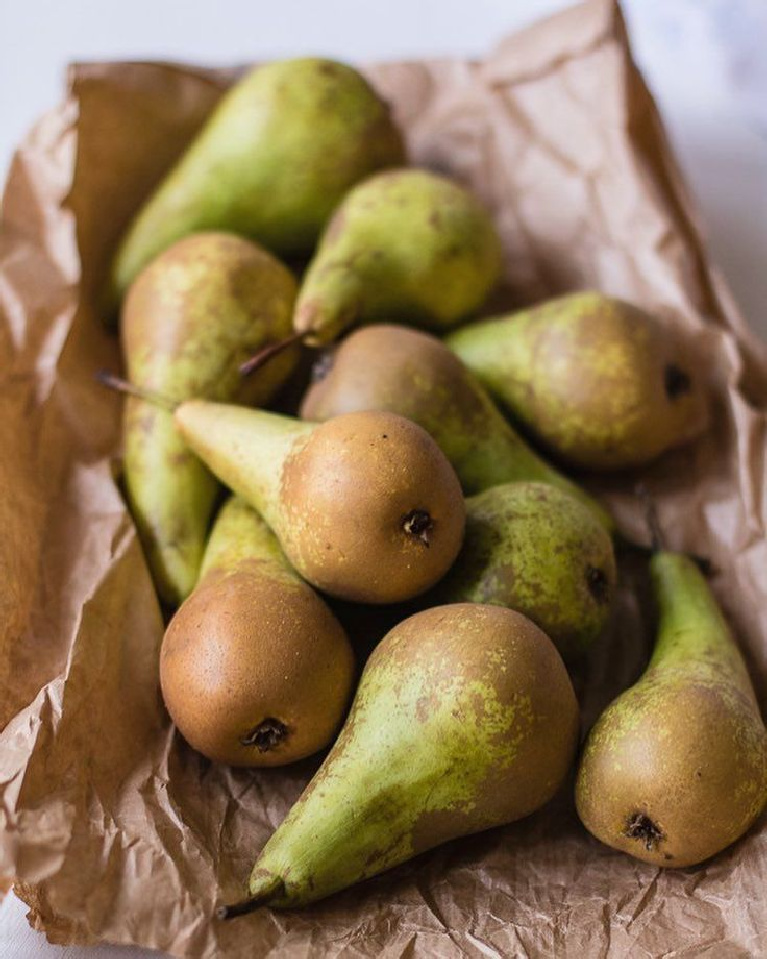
[160,498,355,767]
[278,411,467,603]
[174,403,468,604]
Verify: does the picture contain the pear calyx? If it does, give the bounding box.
[402,508,434,547]
[240,719,290,752]
[625,812,665,852]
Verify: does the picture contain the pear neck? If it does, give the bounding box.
[295,263,364,345]
[199,500,289,582]
[649,552,745,678]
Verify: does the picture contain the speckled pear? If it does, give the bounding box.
[221,604,579,913]
[576,552,767,867]
[446,292,709,470]
[121,232,297,606]
[293,169,503,346]
[109,58,405,306]
[173,403,466,604]
[160,498,355,767]
[431,483,616,661]
[300,324,613,531]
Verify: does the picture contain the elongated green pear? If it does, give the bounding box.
[430,483,616,660]
[173,404,465,604]
[122,232,297,605]
[576,551,767,867]
[292,169,503,347]
[161,498,355,767]
[300,324,612,531]
[109,58,405,306]
[447,292,709,470]
[220,604,579,913]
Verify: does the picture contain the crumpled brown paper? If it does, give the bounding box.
[1,0,766,955]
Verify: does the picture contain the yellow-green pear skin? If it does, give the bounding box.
[109,58,405,304]
[122,232,297,606]
[431,483,616,661]
[301,324,613,531]
[173,403,466,604]
[239,604,579,909]
[446,292,709,471]
[294,169,503,346]
[160,498,355,768]
[576,553,767,868]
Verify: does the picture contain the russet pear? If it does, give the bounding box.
[576,551,767,867]
[301,323,612,531]
[173,403,466,604]
[160,498,355,767]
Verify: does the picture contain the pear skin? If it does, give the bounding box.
[446,292,709,471]
[122,232,297,606]
[160,498,355,767]
[109,58,405,305]
[173,404,466,604]
[431,483,616,661]
[225,604,578,910]
[301,323,613,531]
[576,552,767,867]
[293,169,503,346]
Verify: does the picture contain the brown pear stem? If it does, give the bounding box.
[240,330,308,377]
[95,370,178,412]
[635,484,665,552]
[216,876,285,920]
[215,896,268,921]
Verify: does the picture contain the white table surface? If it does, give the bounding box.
[1,1,766,956]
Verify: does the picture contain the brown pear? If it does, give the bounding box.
[160,498,355,767]
[173,403,467,604]
[300,323,613,531]
[576,551,767,867]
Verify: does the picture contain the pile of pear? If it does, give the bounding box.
[100,56,767,918]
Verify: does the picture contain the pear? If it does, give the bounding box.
[446,291,709,471]
[576,551,767,867]
[300,324,613,531]
[173,404,466,604]
[430,483,616,661]
[109,58,405,305]
[292,169,503,347]
[121,232,297,606]
[220,603,579,913]
[160,498,355,767]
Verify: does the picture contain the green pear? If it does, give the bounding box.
[220,603,579,913]
[446,292,709,470]
[160,498,355,767]
[300,323,613,531]
[430,483,616,661]
[173,403,466,604]
[109,58,405,306]
[576,551,767,867]
[292,169,503,346]
[122,232,297,606]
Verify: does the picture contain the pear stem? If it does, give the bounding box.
[95,370,178,412]
[635,484,665,552]
[240,331,307,377]
[215,896,269,921]
[216,876,285,920]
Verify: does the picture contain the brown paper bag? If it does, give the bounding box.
[1,0,765,955]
